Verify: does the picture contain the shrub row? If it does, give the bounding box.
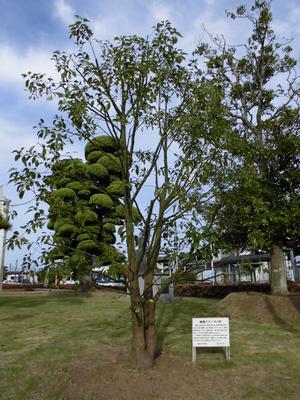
[175,282,300,298]
[2,283,76,291]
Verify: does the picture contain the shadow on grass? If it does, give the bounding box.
[0,312,34,322]
[0,292,85,309]
[155,303,180,356]
[264,295,300,333]
[155,299,219,357]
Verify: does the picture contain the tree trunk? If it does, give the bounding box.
[79,265,93,292]
[270,244,288,295]
[43,269,49,288]
[129,276,157,369]
[131,311,156,369]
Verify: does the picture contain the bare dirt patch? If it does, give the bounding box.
[38,347,243,400]
[219,292,300,325]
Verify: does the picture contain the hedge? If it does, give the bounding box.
[174,282,300,298]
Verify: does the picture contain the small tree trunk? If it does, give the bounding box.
[143,271,157,359]
[44,269,49,288]
[129,275,157,369]
[131,311,155,369]
[144,300,157,358]
[79,265,93,292]
[270,244,288,295]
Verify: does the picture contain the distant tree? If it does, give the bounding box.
[9,21,219,368]
[197,1,300,295]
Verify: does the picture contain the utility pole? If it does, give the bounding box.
[0,186,10,291]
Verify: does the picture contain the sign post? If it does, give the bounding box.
[192,317,230,363]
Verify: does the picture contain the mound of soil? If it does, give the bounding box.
[219,292,300,325]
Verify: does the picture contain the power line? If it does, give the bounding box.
[10,198,36,207]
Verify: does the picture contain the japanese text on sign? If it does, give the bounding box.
[192,318,230,347]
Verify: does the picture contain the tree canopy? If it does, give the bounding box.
[9,19,221,368]
[197,1,300,294]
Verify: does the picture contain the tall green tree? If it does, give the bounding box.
[197,1,300,294]
[9,21,218,368]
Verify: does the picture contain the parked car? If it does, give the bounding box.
[95,278,126,289]
[2,280,21,284]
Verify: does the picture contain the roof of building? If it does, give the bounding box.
[214,253,271,267]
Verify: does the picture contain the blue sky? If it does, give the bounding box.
[1,0,300,267]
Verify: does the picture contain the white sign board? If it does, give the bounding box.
[192,318,230,362]
[193,318,230,347]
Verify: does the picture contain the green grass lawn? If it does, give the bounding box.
[0,291,300,399]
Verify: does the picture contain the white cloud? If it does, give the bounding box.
[203,0,215,6]
[273,5,300,37]
[148,1,173,21]
[91,16,125,40]
[0,44,56,86]
[0,118,37,174]
[54,0,75,25]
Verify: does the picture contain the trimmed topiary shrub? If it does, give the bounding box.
[56,177,71,188]
[98,154,121,175]
[75,209,99,225]
[102,217,123,225]
[103,223,115,232]
[87,150,103,163]
[47,219,55,230]
[106,180,125,196]
[89,194,113,209]
[86,163,109,180]
[77,240,99,253]
[115,204,125,218]
[53,188,76,200]
[53,234,73,247]
[84,136,118,157]
[109,175,121,183]
[77,189,91,198]
[65,159,87,178]
[46,135,126,286]
[77,233,97,242]
[47,202,71,216]
[102,231,116,244]
[57,223,77,236]
[66,181,85,192]
[101,243,117,259]
[54,217,74,232]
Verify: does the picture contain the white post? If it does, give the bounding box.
[224,346,230,361]
[192,346,197,364]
